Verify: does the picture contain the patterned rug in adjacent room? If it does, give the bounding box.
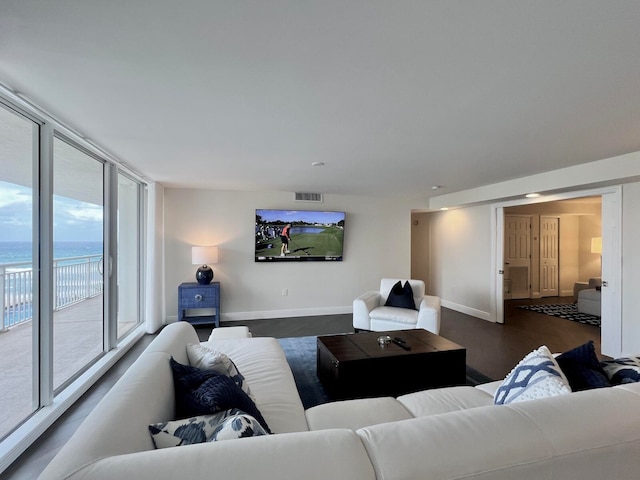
[518,303,601,327]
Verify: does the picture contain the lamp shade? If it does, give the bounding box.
[591,237,602,254]
[192,246,218,265]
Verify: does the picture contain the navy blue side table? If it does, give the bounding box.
[178,282,220,327]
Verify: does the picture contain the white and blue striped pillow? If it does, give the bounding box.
[494,346,571,405]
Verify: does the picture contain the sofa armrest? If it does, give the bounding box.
[353,291,381,330]
[416,295,441,334]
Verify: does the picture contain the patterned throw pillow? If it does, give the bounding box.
[601,357,640,385]
[169,358,270,432]
[149,408,269,449]
[494,346,572,405]
[186,343,254,400]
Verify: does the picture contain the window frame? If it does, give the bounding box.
[0,89,148,473]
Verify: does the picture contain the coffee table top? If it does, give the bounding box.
[317,329,465,362]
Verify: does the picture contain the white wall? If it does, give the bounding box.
[559,215,579,296]
[163,188,415,322]
[410,212,432,292]
[428,205,493,320]
[578,214,602,280]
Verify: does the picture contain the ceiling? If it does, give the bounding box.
[1,1,639,201]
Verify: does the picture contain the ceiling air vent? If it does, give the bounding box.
[294,192,323,203]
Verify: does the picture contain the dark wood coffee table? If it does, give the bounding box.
[317,329,466,399]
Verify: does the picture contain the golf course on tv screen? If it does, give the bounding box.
[255,209,345,262]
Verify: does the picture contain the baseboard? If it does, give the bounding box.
[166,305,353,324]
[441,300,492,322]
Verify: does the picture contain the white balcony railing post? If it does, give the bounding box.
[85,257,91,300]
[0,266,6,332]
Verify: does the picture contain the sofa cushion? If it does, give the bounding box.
[601,357,640,385]
[186,343,254,399]
[204,337,309,434]
[170,358,270,432]
[398,386,494,417]
[494,345,571,404]
[555,341,610,391]
[306,397,412,431]
[149,408,269,449]
[71,430,378,480]
[384,281,417,310]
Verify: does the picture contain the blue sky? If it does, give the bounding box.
[0,181,103,242]
[256,209,345,225]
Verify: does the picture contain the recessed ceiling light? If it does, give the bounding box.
[440,207,449,211]
[525,193,541,198]
[311,162,325,167]
[431,185,442,190]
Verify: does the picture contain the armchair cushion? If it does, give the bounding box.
[384,281,417,310]
[370,306,418,325]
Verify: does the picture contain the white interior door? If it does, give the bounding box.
[504,215,531,299]
[540,216,559,297]
[600,191,622,357]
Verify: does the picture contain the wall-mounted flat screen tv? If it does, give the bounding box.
[255,209,345,262]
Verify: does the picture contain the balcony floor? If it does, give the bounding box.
[0,295,137,438]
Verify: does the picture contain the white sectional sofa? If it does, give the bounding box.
[39,322,640,480]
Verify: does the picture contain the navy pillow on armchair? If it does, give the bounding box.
[384,281,417,310]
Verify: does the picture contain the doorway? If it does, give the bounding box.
[502,199,600,301]
[493,187,622,358]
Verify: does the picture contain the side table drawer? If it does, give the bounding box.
[179,285,219,308]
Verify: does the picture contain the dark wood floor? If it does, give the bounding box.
[4,297,600,479]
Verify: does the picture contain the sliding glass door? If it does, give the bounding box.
[0,94,146,452]
[52,137,105,391]
[117,172,143,338]
[0,103,37,439]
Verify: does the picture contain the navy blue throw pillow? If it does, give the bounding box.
[555,341,610,391]
[384,281,417,310]
[169,358,271,433]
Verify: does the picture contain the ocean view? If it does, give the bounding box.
[1,241,104,327]
[0,241,103,265]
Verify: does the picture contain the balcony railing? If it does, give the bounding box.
[0,254,104,331]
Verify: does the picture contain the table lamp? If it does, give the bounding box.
[192,246,218,285]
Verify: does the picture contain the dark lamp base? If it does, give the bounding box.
[195,265,214,285]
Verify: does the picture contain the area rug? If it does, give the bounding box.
[518,303,601,327]
[278,335,493,409]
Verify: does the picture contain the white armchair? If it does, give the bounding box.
[353,278,441,334]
